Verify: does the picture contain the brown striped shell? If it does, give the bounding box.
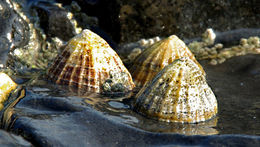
[129,35,204,87]
[47,29,135,93]
[133,57,217,123]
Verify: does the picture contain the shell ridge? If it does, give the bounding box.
[87,44,92,92]
[141,48,160,85]
[78,47,86,89]
[174,67,183,122]
[160,41,169,68]
[161,67,176,121]
[56,52,72,84]
[69,45,83,88]
[185,61,204,122]
[171,39,179,59]
[48,50,69,80]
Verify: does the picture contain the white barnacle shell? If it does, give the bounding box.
[134,57,217,123]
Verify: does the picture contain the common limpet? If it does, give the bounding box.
[130,35,204,87]
[47,29,135,93]
[134,57,217,123]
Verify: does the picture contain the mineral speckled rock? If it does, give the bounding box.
[2,0,57,72]
[118,0,260,43]
[0,0,29,66]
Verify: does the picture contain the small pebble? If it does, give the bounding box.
[210,59,218,65]
[240,38,247,46]
[218,58,226,64]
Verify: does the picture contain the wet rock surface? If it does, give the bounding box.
[202,55,260,135]
[0,55,260,146]
[0,130,31,147]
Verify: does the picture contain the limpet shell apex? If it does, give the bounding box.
[130,35,204,87]
[134,57,217,123]
[47,29,135,93]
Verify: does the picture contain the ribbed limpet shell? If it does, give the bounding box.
[47,29,135,93]
[134,57,217,123]
[130,35,204,87]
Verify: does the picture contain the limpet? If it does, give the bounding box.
[47,29,135,93]
[130,35,204,87]
[133,57,217,123]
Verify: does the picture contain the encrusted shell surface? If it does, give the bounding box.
[130,35,204,87]
[47,29,135,93]
[0,73,17,110]
[133,57,217,123]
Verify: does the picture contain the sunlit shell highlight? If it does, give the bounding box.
[0,73,17,110]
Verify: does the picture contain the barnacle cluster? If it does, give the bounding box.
[188,29,260,65]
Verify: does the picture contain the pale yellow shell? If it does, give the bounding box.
[0,73,17,110]
[134,57,217,123]
[47,29,135,93]
[130,35,204,87]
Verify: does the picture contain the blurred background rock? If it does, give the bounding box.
[59,0,259,43]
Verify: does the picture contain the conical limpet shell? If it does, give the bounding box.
[134,57,217,123]
[0,73,17,110]
[47,29,135,93]
[130,35,204,87]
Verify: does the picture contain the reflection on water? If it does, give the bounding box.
[1,87,26,130]
[22,80,220,136]
[80,89,219,135]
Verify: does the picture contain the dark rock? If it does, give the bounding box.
[55,0,260,44]
[56,0,121,42]
[0,130,31,147]
[117,0,260,43]
[31,1,77,41]
[0,0,30,65]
